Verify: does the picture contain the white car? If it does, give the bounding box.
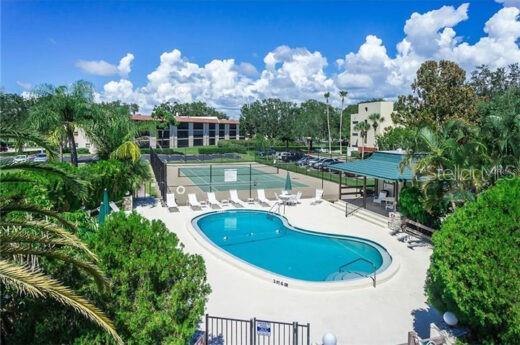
[33,153,48,163]
[13,155,28,163]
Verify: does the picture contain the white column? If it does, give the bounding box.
[215,124,219,145]
[170,124,177,148]
[149,127,157,149]
[203,123,209,146]
[236,124,240,139]
[225,124,230,140]
[188,122,194,147]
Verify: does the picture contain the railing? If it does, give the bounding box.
[269,201,282,215]
[339,257,377,287]
[204,314,310,345]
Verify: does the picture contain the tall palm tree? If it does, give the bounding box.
[0,127,122,344]
[324,92,332,154]
[354,121,371,159]
[339,91,348,154]
[368,112,385,148]
[29,81,95,167]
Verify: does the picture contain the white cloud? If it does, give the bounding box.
[76,53,134,77]
[496,0,520,9]
[96,5,520,117]
[16,81,32,90]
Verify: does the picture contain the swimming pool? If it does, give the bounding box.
[192,210,392,284]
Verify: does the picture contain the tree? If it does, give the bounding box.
[368,112,384,146]
[353,121,370,159]
[240,98,298,145]
[78,212,211,344]
[469,63,520,98]
[129,103,139,115]
[0,92,33,153]
[324,92,332,153]
[392,60,478,129]
[376,127,417,151]
[154,101,228,119]
[426,177,520,344]
[29,81,95,166]
[84,102,140,160]
[338,91,348,154]
[0,128,121,344]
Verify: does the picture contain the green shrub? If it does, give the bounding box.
[140,148,185,155]
[79,212,211,344]
[426,177,520,344]
[62,147,90,154]
[398,186,435,226]
[79,159,150,209]
[198,145,246,154]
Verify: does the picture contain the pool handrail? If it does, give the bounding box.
[338,257,377,287]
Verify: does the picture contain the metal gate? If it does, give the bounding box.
[204,314,310,345]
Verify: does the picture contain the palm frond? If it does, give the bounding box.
[0,260,123,345]
[0,174,36,184]
[0,126,57,157]
[0,202,77,229]
[0,246,106,290]
[110,141,141,162]
[0,219,96,260]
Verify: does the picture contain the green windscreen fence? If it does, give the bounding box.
[175,164,307,192]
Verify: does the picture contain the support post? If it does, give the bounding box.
[292,322,298,345]
[339,171,342,200]
[363,176,367,208]
[209,165,212,192]
[249,164,252,198]
[205,314,209,345]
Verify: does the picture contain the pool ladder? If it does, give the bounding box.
[268,201,283,215]
[338,257,377,287]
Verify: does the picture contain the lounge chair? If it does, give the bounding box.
[109,201,120,212]
[311,189,323,204]
[188,193,202,209]
[373,191,388,206]
[207,192,222,208]
[229,189,245,207]
[166,193,178,212]
[257,189,272,206]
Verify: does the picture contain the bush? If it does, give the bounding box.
[140,148,185,155]
[198,145,246,154]
[79,212,211,344]
[62,147,90,154]
[426,177,520,344]
[398,186,437,227]
[78,159,150,209]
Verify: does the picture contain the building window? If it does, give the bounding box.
[219,126,226,139]
[352,121,358,125]
[74,131,79,136]
[229,124,237,137]
[193,123,204,138]
[177,123,189,139]
[352,132,358,136]
[86,143,90,148]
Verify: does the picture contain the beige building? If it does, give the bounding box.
[350,101,394,152]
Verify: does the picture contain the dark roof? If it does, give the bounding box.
[329,151,415,181]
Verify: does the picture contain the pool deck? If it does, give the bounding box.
[136,198,442,345]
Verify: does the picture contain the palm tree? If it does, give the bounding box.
[29,81,95,167]
[368,112,385,148]
[354,121,371,159]
[0,127,122,344]
[324,92,332,154]
[338,91,348,154]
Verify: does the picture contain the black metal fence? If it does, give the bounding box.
[150,148,167,201]
[205,314,310,345]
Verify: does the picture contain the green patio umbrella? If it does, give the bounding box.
[284,172,292,192]
[98,188,111,225]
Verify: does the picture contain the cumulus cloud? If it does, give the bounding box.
[496,0,520,9]
[16,81,32,90]
[76,53,134,76]
[96,4,520,117]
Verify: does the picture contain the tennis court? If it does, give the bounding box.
[177,164,308,192]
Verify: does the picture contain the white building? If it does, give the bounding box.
[350,101,394,152]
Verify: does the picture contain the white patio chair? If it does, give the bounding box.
[109,201,120,212]
[292,191,302,204]
[166,193,178,212]
[188,193,202,209]
[373,191,388,206]
[207,192,222,208]
[311,189,323,204]
[257,189,271,206]
[229,189,245,207]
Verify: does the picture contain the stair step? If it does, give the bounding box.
[332,200,389,229]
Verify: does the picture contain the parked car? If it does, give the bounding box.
[296,155,311,166]
[13,155,28,163]
[311,157,329,169]
[33,153,48,163]
[306,156,321,167]
[315,158,336,170]
[321,158,341,171]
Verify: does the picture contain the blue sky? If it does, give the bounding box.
[2,1,518,116]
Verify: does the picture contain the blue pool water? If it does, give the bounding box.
[193,210,392,282]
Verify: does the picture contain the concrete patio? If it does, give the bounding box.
[135,198,442,345]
